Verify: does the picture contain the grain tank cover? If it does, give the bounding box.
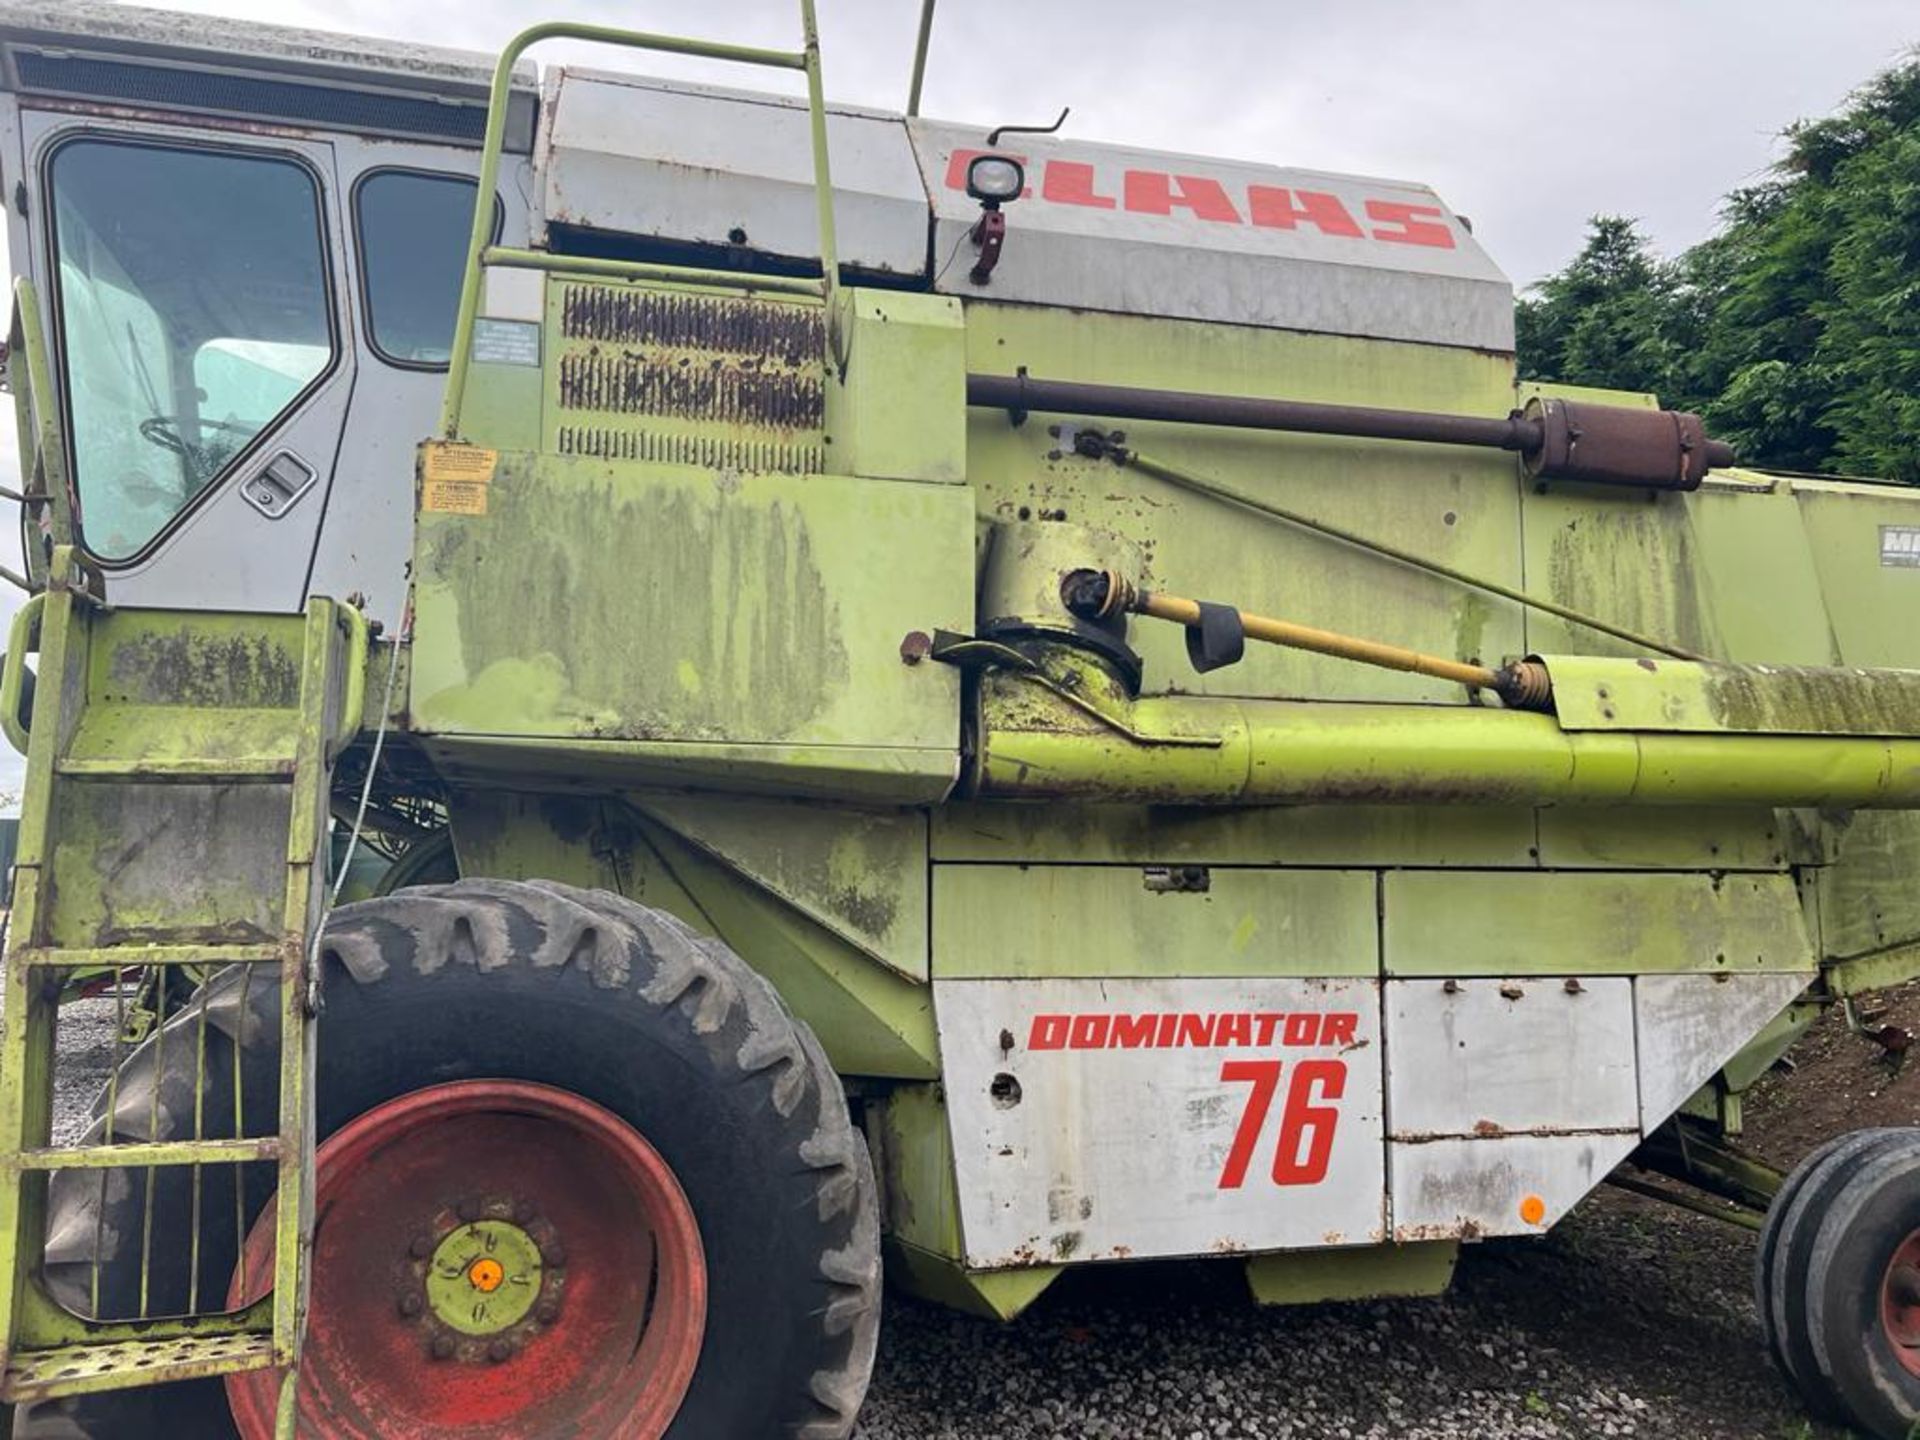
[536,72,1514,351]
[538,71,934,279]
[907,121,1514,352]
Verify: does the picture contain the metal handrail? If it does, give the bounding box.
[439,4,841,438]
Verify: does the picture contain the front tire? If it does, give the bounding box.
[31,880,881,1439]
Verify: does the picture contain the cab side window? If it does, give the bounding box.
[49,139,333,561]
[354,170,487,368]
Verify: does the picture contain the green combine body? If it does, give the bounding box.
[0,4,1918,1437]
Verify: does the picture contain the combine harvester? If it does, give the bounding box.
[0,1,1916,1434]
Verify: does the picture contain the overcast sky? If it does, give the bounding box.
[0,0,1913,804]
[102,0,1920,286]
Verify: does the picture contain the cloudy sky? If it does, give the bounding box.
[0,0,1913,804]
[97,0,1920,286]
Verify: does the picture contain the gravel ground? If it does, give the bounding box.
[42,986,1917,1440]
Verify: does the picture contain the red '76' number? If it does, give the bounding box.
[1217,1059,1347,1189]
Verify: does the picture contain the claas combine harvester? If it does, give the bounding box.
[0,2,1919,1436]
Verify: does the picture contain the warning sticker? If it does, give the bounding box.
[420,442,497,516]
[1882,525,1920,568]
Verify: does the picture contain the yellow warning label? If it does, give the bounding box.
[420,442,497,515]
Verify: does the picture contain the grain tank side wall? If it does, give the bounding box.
[963,301,1523,705]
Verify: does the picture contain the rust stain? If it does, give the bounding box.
[560,285,824,365]
[556,348,824,432]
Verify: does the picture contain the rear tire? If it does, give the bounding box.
[1804,1131,1920,1439]
[1761,1127,1904,1419]
[28,879,880,1439]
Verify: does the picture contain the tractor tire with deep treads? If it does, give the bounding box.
[1759,1126,1907,1423]
[22,879,882,1440]
[1803,1129,1920,1439]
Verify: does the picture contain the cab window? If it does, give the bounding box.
[49,139,333,561]
[354,170,486,368]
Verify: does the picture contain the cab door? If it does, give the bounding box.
[304,138,531,633]
[22,111,354,612]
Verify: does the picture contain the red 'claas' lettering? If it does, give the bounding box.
[944,153,1456,250]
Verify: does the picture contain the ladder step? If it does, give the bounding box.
[18,1137,280,1171]
[55,756,294,783]
[2,1332,277,1403]
[18,943,284,969]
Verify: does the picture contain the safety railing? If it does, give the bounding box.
[440,3,842,438]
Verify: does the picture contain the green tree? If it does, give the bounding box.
[1517,54,1920,482]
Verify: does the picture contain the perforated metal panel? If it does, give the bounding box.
[547,281,828,476]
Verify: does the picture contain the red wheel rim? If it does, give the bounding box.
[1881,1227,1920,1378]
[227,1080,706,1439]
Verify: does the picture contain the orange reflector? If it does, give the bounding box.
[1518,1194,1547,1226]
[469,1257,506,1293]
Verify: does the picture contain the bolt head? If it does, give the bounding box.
[408,1234,434,1259]
[397,1293,423,1318]
[535,1301,561,1326]
[542,1241,567,1268]
[456,1198,483,1223]
[488,1338,516,1364]
[430,1335,457,1360]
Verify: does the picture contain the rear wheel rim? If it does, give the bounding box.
[226,1079,706,1439]
[1879,1227,1920,1378]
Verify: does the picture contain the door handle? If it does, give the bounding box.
[240,450,317,519]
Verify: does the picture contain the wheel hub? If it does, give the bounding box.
[226,1079,706,1439]
[1880,1228,1920,1375]
[417,1211,549,1348]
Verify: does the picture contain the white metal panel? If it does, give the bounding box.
[1635,971,1813,1128]
[936,977,1384,1267]
[1385,978,1638,1139]
[540,71,930,277]
[1389,1131,1642,1241]
[909,119,1514,351]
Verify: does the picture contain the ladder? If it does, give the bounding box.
[0,547,363,1432]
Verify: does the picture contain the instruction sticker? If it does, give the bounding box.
[420,442,497,516]
[471,318,541,367]
[1882,526,1920,568]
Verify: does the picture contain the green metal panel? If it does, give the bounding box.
[964,301,1525,705]
[1533,807,1786,872]
[1382,870,1814,976]
[869,1082,1062,1322]
[1812,811,1920,963]
[1685,479,1840,666]
[823,290,967,483]
[931,799,1537,868]
[446,790,939,1077]
[1543,653,1920,735]
[932,864,1377,979]
[1245,1241,1457,1306]
[634,794,928,980]
[409,447,973,799]
[1795,480,1920,669]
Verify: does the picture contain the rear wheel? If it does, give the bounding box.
[1759,1127,1904,1419]
[28,880,881,1439]
[1804,1132,1920,1439]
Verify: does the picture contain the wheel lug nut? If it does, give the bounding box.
[430,1335,456,1361]
[456,1198,483,1223]
[408,1234,433,1259]
[535,1301,560,1325]
[513,1200,537,1224]
[397,1293,423,1318]
[487,1338,515,1364]
[542,1241,566,1268]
